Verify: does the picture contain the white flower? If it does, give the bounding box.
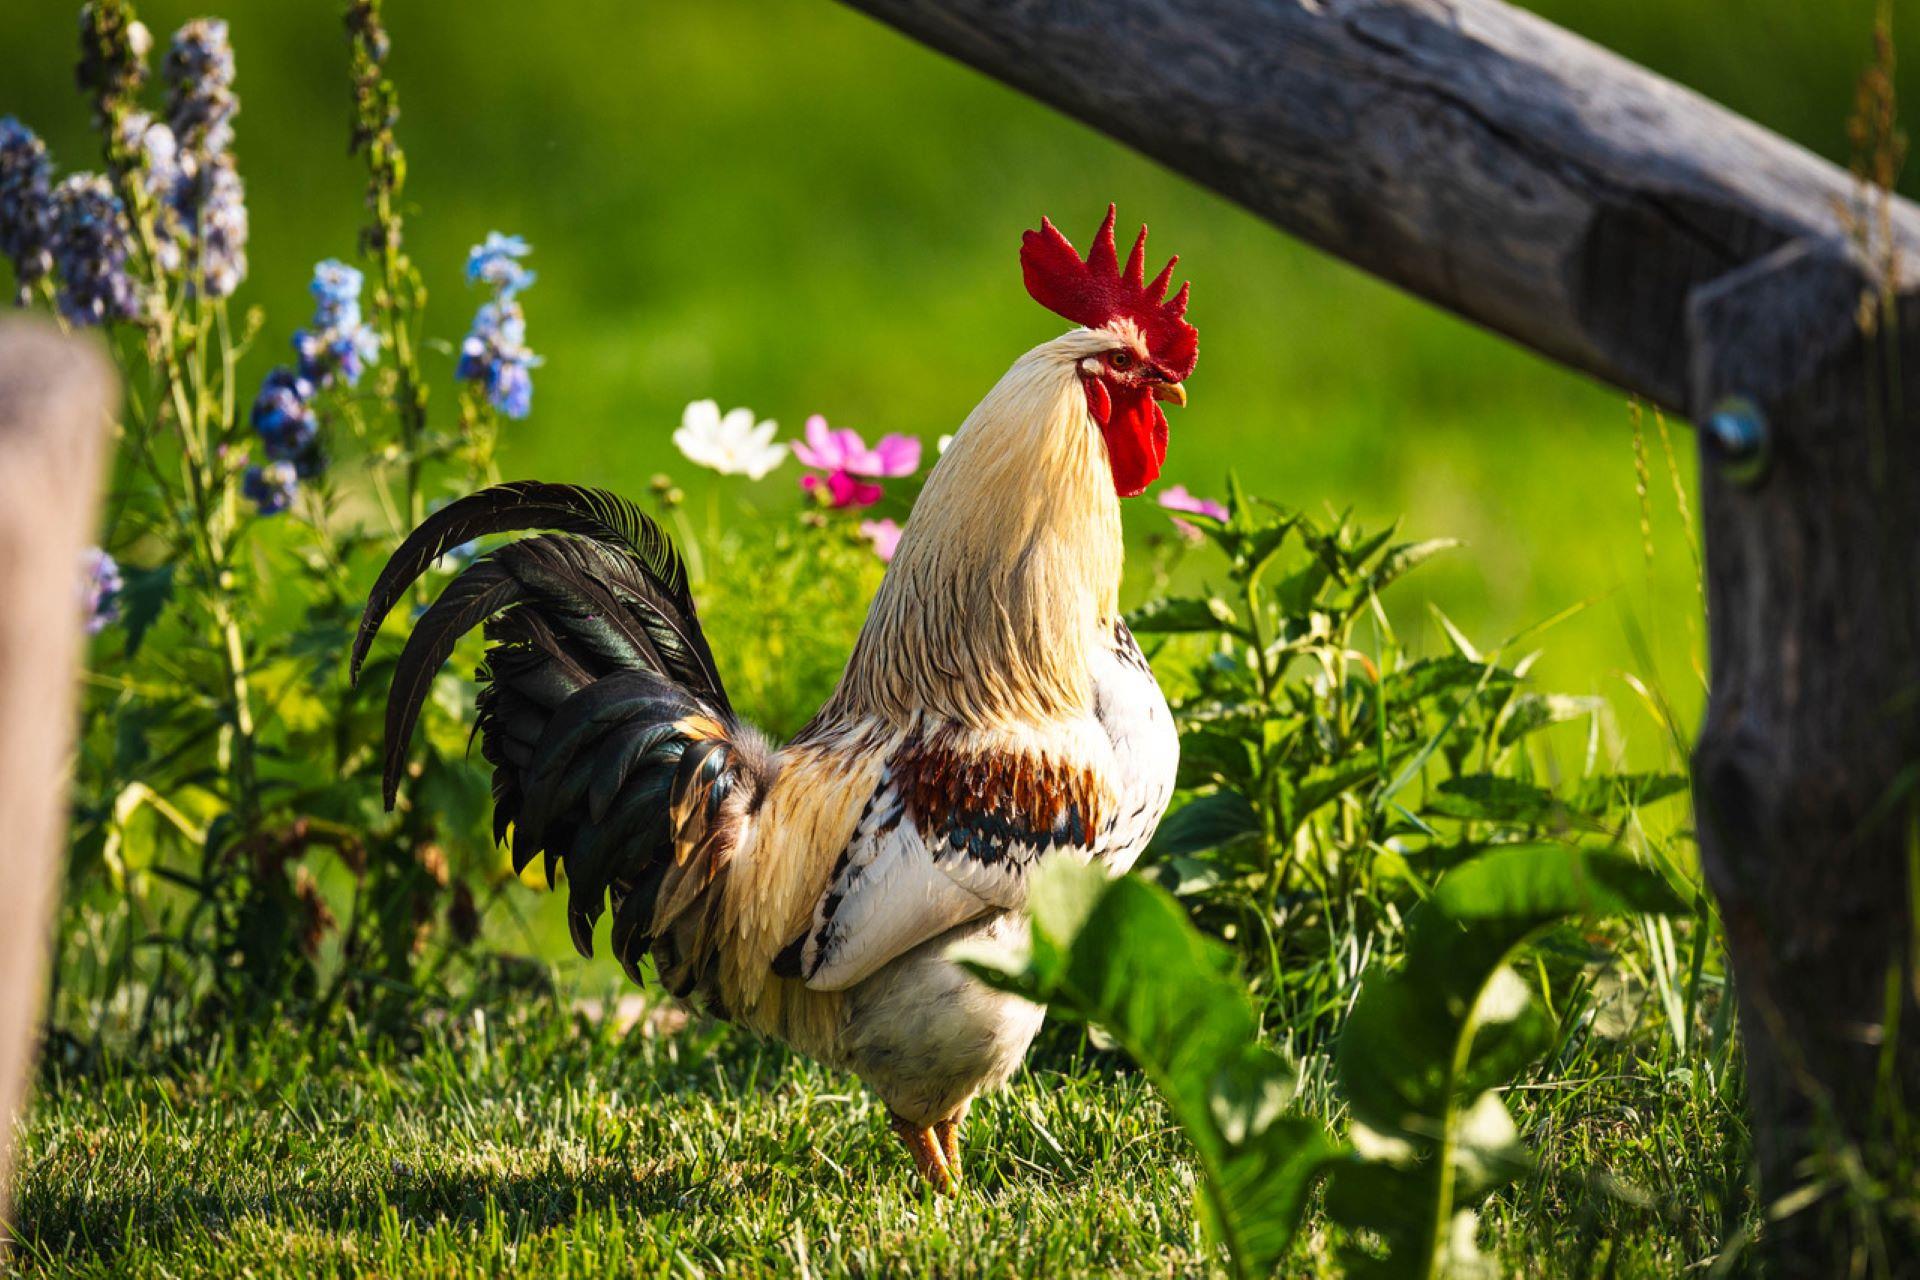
[672,399,787,479]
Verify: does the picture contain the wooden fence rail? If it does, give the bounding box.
[836,0,1920,1267]
[0,320,114,1233]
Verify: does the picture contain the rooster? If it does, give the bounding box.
[352,206,1195,1189]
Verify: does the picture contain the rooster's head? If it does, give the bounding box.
[1021,205,1197,497]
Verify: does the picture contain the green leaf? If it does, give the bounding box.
[1147,792,1260,858]
[1566,771,1690,816]
[1272,557,1333,616]
[1128,596,1246,639]
[1237,520,1299,578]
[118,563,175,659]
[1175,725,1261,791]
[1368,539,1460,594]
[1427,775,1571,827]
[1327,846,1684,1278]
[1383,657,1516,705]
[958,860,1342,1279]
[1496,693,1604,747]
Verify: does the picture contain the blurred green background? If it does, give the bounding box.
[5,0,1909,765]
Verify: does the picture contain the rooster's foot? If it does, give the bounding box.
[889,1111,956,1193]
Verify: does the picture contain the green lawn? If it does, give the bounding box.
[12,984,1748,1278]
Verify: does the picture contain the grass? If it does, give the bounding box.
[10,945,1752,1279]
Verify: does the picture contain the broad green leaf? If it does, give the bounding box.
[1566,771,1690,816]
[118,562,175,659]
[958,860,1341,1279]
[1175,726,1260,791]
[1327,846,1684,1279]
[1382,657,1516,705]
[1272,557,1333,615]
[1238,520,1299,578]
[1148,791,1260,858]
[1428,776,1563,827]
[1345,521,1404,577]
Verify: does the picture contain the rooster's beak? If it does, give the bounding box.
[1152,381,1187,407]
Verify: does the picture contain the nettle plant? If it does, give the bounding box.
[1129,480,1691,1030]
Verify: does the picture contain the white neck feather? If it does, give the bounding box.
[824,331,1123,730]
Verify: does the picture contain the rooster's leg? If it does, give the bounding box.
[888,1111,954,1193]
[934,1113,963,1173]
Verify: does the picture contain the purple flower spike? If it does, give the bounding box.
[50,175,141,326]
[0,117,56,300]
[79,546,122,634]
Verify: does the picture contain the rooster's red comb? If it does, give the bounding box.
[1021,204,1197,381]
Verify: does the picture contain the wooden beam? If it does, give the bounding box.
[0,320,114,1233]
[835,0,1920,416]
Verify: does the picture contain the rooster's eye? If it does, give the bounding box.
[1108,350,1133,370]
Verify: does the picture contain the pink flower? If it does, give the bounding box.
[1158,484,1228,543]
[803,470,884,510]
[792,414,921,478]
[859,518,904,562]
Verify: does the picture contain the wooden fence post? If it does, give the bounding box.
[0,319,114,1232]
[1688,244,1920,1267]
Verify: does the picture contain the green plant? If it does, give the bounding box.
[965,848,1686,1279]
[1325,845,1686,1277]
[22,1,529,1046]
[957,858,1338,1280]
[1132,482,1689,1032]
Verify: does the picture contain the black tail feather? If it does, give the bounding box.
[382,557,526,805]
[352,481,721,707]
[355,480,770,989]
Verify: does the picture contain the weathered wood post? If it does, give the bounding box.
[834,0,1920,1265]
[1689,245,1920,1268]
[0,319,114,1231]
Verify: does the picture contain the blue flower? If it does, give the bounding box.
[119,111,181,204]
[490,359,533,419]
[51,174,141,326]
[309,259,362,315]
[80,546,122,634]
[118,111,185,273]
[242,460,299,516]
[250,367,317,459]
[465,232,534,296]
[294,326,380,388]
[0,118,57,300]
[457,237,541,420]
[293,259,379,388]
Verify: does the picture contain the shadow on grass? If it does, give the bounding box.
[9,1157,770,1266]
